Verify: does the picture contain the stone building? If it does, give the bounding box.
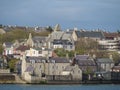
[47,24,75,51]
[74,55,97,73]
[21,56,82,83]
[72,30,104,41]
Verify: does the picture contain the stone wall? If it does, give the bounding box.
[46,75,72,80]
[0,69,10,74]
[0,74,15,81]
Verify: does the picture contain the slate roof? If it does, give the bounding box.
[75,55,93,61]
[49,57,70,63]
[26,56,46,63]
[49,31,64,40]
[77,60,96,66]
[4,42,13,48]
[47,31,73,42]
[65,30,73,35]
[53,39,73,45]
[96,58,114,63]
[75,55,96,66]
[26,57,69,63]
[75,31,105,39]
[33,36,47,43]
[62,33,72,40]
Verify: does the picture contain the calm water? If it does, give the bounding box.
[0,84,120,90]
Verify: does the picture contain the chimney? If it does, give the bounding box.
[109,54,113,60]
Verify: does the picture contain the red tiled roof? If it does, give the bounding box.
[52,51,58,57]
[16,45,30,51]
[104,32,120,38]
[112,66,120,70]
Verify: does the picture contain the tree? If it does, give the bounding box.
[54,48,75,58]
[46,26,53,33]
[0,24,2,28]
[0,44,3,54]
[117,30,120,34]
[110,51,120,65]
[8,59,19,72]
[54,48,66,57]
[75,38,99,55]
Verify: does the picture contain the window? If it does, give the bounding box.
[52,66,54,69]
[7,50,9,54]
[62,66,64,69]
[39,51,42,54]
[56,66,58,69]
[73,70,74,73]
[70,45,73,49]
[39,65,41,68]
[33,51,35,54]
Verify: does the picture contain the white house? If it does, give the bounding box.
[3,42,14,55]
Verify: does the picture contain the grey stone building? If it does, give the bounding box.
[21,56,82,83]
[96,58,114,72]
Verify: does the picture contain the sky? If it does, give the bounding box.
[0,0,120,31]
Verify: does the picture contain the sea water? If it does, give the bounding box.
[0,84,120,90]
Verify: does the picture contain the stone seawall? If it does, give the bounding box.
[0,74,26,84]
[0,74,120,84]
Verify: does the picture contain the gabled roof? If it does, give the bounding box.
[33,36,47,43]
[77,60,96,66]
[104,32,120,39]
[75,55,96,66]
[49,57,70,63]
[96,58,114,63]
[75,55,93,61]
[53,39,73,45]
[48,31,64,40]
[3,42,13,48]
[47,31,73,42]
[26,56,46,63]
[75,31,104,39]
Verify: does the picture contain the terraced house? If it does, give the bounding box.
[21,56,82,83]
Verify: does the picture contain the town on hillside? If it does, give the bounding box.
[0,24,120,84]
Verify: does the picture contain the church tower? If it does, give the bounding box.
[26,33,34,47]
[54,24,61,32]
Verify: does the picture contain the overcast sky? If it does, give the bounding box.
[0,0,120,31]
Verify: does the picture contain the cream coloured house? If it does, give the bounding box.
[26,47,52,57]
